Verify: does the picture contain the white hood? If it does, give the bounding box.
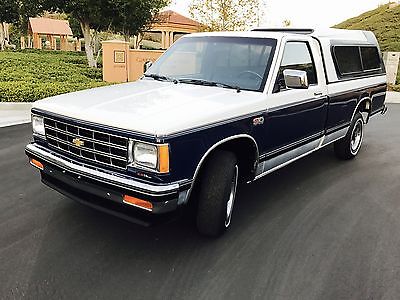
[33,80,267,137]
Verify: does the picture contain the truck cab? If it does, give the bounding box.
[26,28,387,237]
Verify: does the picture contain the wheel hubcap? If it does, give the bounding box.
[225,165,238,228]
[350,119,363,155]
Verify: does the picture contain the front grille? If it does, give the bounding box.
[44,117,128,170]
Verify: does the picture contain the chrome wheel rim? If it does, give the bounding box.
[350,119,363,155]
[225,165,238,228]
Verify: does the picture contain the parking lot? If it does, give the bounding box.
[1,105,399,299]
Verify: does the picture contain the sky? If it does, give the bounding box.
[168,0,392,28]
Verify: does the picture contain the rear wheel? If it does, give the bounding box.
[334,112,364,160]
[196,150,239,237]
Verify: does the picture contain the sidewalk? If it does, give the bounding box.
[386,91,400,104]
[0,103,32,128]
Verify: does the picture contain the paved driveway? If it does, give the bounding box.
[1,105,399,299]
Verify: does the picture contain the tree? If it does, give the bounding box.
[2,0,52,49]
[50,0,113,67]
[109,0,170,43]
[189,0,265,32]
[0,0,20,50]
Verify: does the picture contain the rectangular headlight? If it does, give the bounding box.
[128,141,169,173]
[134,142,158,169]
[32,115,45,136]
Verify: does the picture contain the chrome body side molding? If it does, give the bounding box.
[253,128,348,181]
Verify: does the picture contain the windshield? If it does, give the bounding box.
[144,36,277,92]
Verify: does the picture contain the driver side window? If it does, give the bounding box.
[273,41,318,93]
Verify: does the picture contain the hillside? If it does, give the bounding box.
[334,3,400,52]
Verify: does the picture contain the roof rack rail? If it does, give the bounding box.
[252,28,314,34]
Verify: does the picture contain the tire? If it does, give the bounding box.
[196,150,239,237]
[334,112,364,160]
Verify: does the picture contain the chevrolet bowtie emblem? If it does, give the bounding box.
[73,138,84,147]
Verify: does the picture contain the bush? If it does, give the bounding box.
[0,82,107,102]
[0,50,110,102]
[389,84,400,92]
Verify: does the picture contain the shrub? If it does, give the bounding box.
[0,82,107,102]
[0,50,110,102]
[389,84,400,92]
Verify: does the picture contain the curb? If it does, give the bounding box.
[0,103,33,111]
[386,91,400,104]
[0,120,31,128]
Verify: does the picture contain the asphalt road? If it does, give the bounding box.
[1,105,400,300]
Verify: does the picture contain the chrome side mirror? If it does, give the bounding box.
[283,69,309,89]
[144,61,153,73]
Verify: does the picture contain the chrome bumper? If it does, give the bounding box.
[25,143,192,222]
[381,105,388,115]
[25,143,183,197]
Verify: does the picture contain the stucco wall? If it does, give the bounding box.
[383,52,400,85]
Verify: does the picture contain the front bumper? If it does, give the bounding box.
[25,143,191,226]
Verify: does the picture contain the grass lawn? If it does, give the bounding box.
[334,3,400,52]
[0,50,110,102]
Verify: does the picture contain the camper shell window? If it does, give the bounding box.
[332,45,384,78]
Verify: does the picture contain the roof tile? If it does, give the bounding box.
[29,17,73,36]
[159,10,201,27]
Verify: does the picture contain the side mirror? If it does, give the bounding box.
[144,60,153,73]
[283,69,309,89]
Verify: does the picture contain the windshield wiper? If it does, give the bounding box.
[178,78,241,93]
[143,73,178,84]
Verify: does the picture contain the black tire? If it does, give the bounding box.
[196,150,239,237]
[334,112,364,160]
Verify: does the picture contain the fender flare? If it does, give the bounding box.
[350,96,372,124]
[185,134,259,202]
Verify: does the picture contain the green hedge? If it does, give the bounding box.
[0,50,110,102]
[0,81,107,102]
[389,84,400,92]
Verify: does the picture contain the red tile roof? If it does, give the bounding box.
[159,10,201,27]
[29,17,73,36]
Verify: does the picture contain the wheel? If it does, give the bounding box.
[334,112,364,160]
[196,150,239,237]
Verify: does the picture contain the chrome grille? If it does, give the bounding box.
[44,117,128,170]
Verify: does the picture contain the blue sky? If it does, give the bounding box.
[168,0,390,28]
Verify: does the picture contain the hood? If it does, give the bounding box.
[33,79,266,137]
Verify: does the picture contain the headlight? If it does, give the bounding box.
[32,115,45,136]
[128,141,170,173]
[134,142,158,169]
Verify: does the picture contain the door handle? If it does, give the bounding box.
[314,92,323,97]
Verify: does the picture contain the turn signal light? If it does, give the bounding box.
[30,158,44,170]
[123,195,153,211]
[158,144,170,173]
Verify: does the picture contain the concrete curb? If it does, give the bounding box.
[0,102,33,111]
[0,120,31,128]
[0,103,32,128]
[386,91,400,104]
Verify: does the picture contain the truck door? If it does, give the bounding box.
[259,37,328,158]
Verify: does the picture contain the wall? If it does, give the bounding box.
[102,40,164,83]
[383,52,400,85]
[128,50,164,81]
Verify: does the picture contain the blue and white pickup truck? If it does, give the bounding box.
[26,28,387,237]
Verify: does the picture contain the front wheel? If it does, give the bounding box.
[196,150,239,237]
[334,112,364,160]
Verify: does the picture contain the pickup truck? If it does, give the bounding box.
[26,28,387,237]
